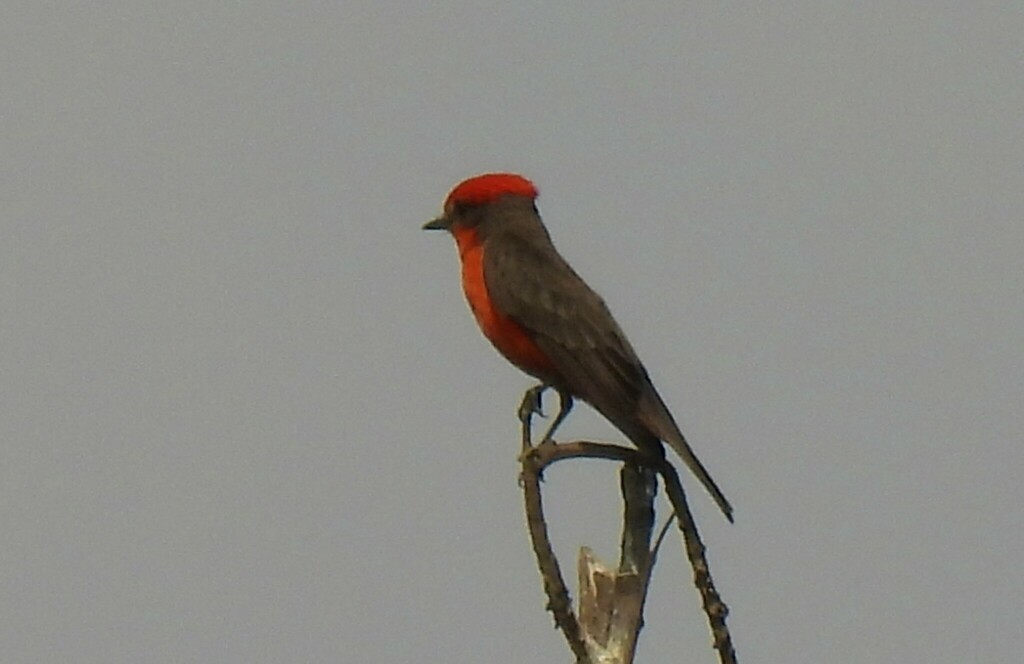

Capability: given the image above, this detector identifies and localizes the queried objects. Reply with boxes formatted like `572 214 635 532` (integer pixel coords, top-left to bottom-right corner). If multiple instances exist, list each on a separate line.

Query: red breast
451 222 558 380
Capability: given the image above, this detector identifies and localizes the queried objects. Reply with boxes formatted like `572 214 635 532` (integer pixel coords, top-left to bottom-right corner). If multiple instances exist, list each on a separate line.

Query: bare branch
519 387 591 663
619 463 656 576
517 386 737 663
520 447 590 663
659 463 738 664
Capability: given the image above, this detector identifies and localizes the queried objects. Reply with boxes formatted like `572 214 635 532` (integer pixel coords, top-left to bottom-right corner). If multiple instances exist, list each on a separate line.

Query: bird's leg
538 389 574 445
518 383 548 451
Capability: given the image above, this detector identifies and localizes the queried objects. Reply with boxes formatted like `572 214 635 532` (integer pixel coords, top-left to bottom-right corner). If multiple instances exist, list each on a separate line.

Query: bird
423 173 732 522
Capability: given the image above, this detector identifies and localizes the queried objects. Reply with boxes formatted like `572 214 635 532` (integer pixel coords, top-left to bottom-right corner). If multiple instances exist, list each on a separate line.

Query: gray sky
3 3 1022 663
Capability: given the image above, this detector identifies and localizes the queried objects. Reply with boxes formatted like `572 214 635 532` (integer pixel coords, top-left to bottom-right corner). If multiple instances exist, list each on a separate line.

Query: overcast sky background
3 3 1022 663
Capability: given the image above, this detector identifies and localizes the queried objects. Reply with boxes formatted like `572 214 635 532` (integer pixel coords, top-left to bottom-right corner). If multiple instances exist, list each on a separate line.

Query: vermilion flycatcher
424 173 732 521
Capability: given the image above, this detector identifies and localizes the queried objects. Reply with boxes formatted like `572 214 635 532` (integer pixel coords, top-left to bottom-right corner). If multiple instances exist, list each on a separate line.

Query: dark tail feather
662 430 734 522
636 389 734 522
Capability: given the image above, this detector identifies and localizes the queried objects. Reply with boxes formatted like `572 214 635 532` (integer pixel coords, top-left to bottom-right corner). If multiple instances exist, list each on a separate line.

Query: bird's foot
518 384 547 425
518 384 548 451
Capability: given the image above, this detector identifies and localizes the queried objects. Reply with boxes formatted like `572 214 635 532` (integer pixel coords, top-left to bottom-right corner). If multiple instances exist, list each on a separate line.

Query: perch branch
519 388 590 663
659 463 737 664
517 387 736 663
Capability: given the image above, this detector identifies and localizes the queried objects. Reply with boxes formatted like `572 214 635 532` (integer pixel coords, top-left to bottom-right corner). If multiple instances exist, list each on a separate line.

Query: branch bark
517 388 736 663
576 463 657 663
519 440 737 663
519 445 590 663
658 463 737 664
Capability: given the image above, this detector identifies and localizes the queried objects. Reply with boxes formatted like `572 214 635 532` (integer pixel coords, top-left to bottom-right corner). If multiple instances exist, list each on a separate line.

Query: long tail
637 390 734 522
661 429 733 522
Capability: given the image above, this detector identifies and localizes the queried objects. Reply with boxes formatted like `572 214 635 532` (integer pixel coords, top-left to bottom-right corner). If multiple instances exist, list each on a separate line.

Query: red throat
451 225 557 380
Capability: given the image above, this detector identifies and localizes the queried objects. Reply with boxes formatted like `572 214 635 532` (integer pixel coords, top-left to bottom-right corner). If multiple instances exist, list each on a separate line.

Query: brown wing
483 227 648 424
484 222 734 521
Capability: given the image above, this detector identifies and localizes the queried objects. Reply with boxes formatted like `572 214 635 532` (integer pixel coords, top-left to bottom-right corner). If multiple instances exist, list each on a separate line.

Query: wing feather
483 229 645 419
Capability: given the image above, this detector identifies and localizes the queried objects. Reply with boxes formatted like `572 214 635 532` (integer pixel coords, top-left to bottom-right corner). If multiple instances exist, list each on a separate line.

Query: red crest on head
444 173 538 211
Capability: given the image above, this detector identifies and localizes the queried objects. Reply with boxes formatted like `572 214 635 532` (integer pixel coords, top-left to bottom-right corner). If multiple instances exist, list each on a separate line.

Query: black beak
422 216 451 231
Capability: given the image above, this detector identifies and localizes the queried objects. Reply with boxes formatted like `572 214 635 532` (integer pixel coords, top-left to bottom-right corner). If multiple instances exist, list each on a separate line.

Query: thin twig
650 510 677 566
519 389 590 663
520 454 590 663
658 462 737 664
518 390 736 663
